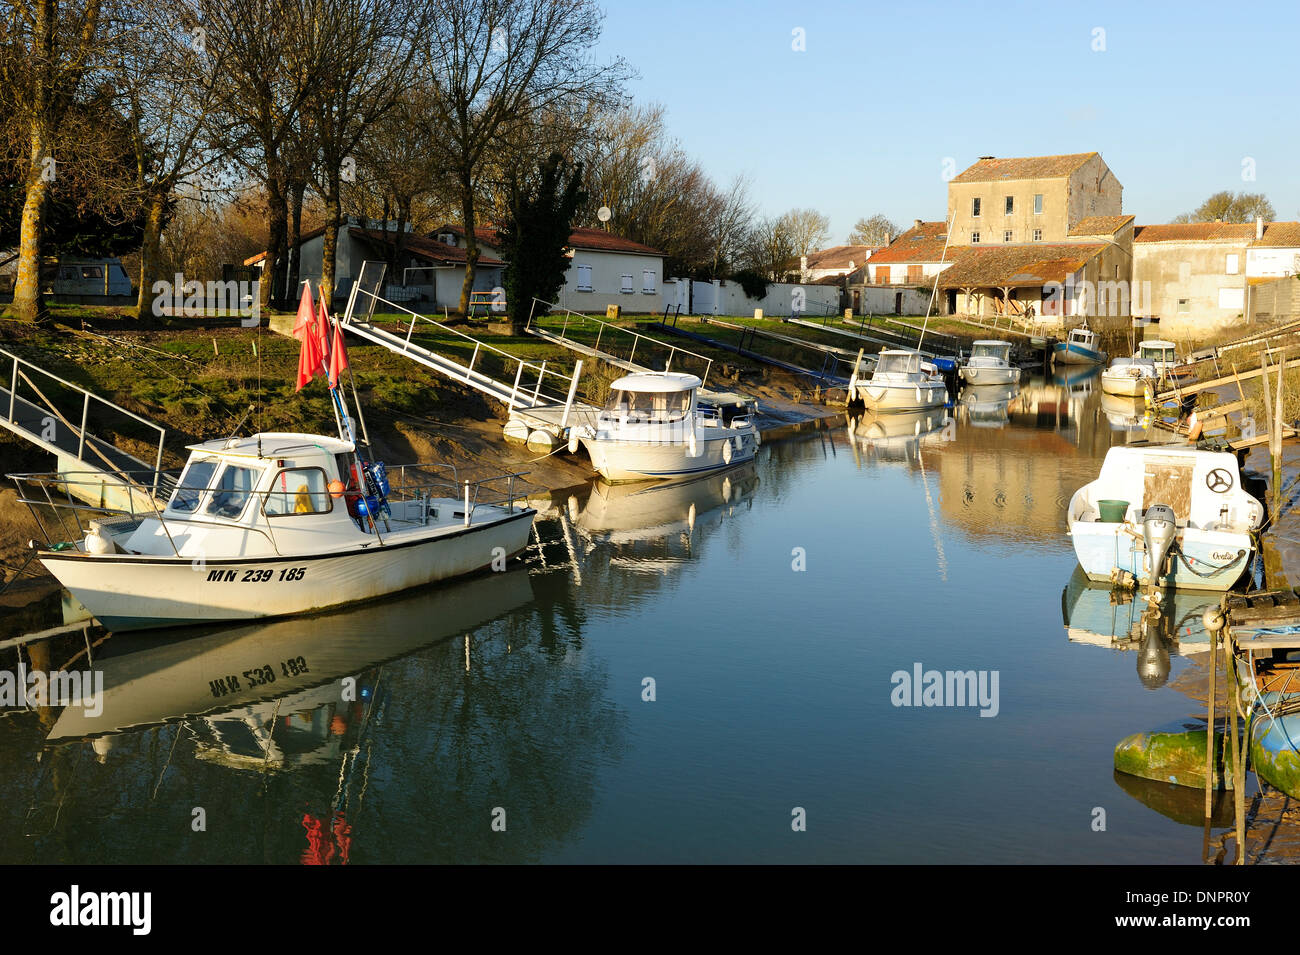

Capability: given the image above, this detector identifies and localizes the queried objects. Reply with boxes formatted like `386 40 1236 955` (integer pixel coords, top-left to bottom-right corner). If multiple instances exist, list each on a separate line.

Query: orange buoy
328 479 345 499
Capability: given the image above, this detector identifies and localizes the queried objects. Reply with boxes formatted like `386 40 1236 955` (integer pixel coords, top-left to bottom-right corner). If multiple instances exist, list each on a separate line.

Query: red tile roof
935 244 1106 289
436 223 664 257
865 222 949 265
357 229 505 267
1069 215 1135 237
1133 222 1257 243
951 153 1098 183
1253 222 1300 247
804 245 876 271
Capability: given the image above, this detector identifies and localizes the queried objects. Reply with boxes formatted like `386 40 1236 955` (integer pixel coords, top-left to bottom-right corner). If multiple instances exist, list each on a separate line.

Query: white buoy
526 430 557 453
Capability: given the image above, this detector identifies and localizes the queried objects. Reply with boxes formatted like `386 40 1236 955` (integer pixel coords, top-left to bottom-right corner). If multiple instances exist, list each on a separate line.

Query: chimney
914 218 923 230
1257 215 1265 240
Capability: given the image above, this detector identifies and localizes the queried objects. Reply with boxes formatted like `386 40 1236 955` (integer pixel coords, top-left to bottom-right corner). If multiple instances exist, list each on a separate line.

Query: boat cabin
1136 340 1178 365
969 341 1013 364
873 350 931 378
600 373 701 427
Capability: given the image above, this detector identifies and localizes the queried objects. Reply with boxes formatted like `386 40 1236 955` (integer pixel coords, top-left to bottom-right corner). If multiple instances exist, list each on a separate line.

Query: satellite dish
596 206 612 223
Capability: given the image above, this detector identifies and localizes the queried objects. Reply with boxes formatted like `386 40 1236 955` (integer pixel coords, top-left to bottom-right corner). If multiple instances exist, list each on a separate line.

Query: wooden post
1274 348 1285 518
1227 629 1246 864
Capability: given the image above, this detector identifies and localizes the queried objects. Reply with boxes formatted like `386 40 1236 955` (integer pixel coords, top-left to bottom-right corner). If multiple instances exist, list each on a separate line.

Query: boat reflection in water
1100 393 1153 432
46 570 536 751
845 408 950 467
1060 567 1217 688
957 383 1020 428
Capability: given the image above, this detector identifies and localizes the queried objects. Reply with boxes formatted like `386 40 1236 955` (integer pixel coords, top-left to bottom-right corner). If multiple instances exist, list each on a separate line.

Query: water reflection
958 383 1020 428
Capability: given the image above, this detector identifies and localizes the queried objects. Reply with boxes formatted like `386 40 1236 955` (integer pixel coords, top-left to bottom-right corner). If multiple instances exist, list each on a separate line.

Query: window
906 264 923 283
971 198 981 217
169 457 218 514
1034 194 1043 215
1032 229 1042 242
205 464 264 520
1005 196 1014 215
971 232 980 244
642 269 656 293
80 266 103 279
876 266 890 284
264 468 331 516
575 264 592 292
1226 254 1240 275
620 273 634 294
603 388 691 424
1003 230 1013 243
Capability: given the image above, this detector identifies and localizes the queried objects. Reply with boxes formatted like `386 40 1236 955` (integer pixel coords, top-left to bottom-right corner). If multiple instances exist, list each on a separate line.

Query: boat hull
1070 522 1252 592
580 430 758 482
37 508 536 630
854 381 947 412
959 365 1020 385
1053 342 1107 365
1100 372 1152 397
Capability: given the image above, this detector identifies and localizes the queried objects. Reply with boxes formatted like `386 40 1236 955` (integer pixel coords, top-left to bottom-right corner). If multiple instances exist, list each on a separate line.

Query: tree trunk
287 180 305 298
263 168 289 309
320 177 341 307
458 172 478 318
11 123 51 323
135 192 167 320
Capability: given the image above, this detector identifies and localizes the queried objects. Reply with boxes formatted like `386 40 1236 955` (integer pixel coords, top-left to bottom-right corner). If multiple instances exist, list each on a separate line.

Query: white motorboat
1101 356 1158 397
1134 339 1190 380
569 372 759 482
1053 326 1108 365
959 340 1021 386
1067 445 1263 591
849 349 947 412
12 434 535 631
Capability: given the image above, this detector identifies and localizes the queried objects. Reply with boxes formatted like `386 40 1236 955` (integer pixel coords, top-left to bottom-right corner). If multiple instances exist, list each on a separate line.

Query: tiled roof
1069 215 1135 237
951 153 1097 183
435 223 664 257
865 222 949 265
801 245 876 271
1253 222 1300 247
935 244 1105 289
1133 222 1257 243
358 229 505 267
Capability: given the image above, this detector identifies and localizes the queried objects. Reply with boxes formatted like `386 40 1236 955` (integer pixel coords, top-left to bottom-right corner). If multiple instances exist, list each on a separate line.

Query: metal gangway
340 262 596 447
524 299 714 386
0 347 170 508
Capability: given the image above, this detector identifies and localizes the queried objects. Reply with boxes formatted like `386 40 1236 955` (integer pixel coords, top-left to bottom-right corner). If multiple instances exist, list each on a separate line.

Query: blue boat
1053 326 1108 365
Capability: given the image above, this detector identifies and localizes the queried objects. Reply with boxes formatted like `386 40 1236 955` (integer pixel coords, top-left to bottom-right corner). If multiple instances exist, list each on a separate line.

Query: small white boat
12 434 535 630
850 349 947 412
1134 339 1192 381
1067 446 1263 591
1054 326 1108 365
570 372 759 482
959 340 1021 386
1101 357 1158 397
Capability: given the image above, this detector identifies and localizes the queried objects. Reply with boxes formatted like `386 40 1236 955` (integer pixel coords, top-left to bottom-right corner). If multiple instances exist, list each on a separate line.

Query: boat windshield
1069 329 1095 344
168 456 218 513
1139 344 1176 362
604 388 691 423
205 463 265 519
875 353 920 375
971 343 1009 360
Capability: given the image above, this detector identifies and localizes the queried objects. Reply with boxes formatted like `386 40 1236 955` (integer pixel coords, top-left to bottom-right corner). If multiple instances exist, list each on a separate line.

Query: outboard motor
1142 503 1178 585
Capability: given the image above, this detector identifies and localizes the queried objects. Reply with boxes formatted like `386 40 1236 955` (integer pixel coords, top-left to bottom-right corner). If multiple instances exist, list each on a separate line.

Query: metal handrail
345 285 578 408
2 347 168 489
527 298 715 386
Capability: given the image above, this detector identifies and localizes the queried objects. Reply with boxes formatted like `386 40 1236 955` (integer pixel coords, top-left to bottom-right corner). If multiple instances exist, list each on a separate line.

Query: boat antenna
917 214 954 356
226 404 255 442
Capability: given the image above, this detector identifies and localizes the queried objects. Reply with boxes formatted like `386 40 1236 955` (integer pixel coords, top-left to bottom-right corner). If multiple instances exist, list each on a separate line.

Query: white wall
688 279 840 317
556 249 664 312
1247 248 1300 279
855 285 932 315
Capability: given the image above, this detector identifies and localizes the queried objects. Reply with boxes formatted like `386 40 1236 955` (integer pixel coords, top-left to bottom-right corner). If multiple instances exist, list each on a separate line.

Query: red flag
328 322 349 388
292 283 315 341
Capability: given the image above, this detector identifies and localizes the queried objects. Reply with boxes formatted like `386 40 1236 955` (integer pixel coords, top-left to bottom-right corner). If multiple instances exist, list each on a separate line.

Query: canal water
0 369 1256 863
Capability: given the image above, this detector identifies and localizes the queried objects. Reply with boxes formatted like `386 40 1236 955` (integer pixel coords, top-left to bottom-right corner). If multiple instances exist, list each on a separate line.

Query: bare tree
0 0 113 320
741 215 796 281
415 0 628 315
309 0 421 305
1174 191 1276 224
779 207 831 258
848 213 899 247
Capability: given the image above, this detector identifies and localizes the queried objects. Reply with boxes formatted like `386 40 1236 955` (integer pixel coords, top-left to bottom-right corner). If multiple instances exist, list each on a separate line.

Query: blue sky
596 0 1299 243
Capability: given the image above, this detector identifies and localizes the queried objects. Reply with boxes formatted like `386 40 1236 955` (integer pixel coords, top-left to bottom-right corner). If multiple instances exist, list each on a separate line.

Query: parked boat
1053 326 1108 365
1067 446 1263 591
1225 594 1300 798
11 434 535 631
1101 356 1158 397
569 371 759 482
1134 339 1182 376
850 349 947 412
959 340 1021 386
